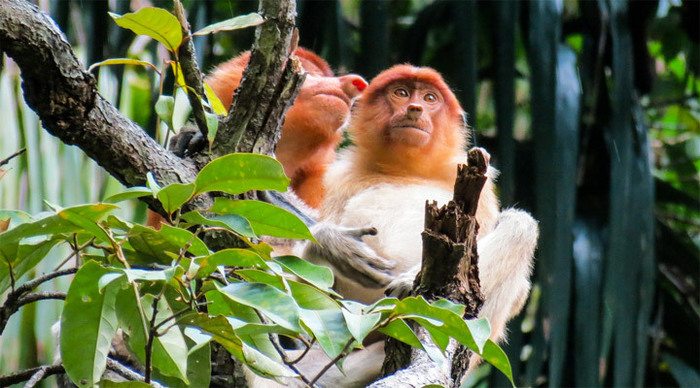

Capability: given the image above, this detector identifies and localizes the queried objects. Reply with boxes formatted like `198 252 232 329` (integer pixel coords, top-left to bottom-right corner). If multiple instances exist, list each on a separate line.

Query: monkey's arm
260 190 396 288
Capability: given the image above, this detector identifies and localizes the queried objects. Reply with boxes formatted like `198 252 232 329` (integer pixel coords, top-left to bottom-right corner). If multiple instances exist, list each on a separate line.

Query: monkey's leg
469 208 538 370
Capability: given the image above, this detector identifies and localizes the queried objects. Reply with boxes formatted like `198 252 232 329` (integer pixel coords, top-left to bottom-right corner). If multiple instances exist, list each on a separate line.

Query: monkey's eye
424 93 438 103
393 88 409 98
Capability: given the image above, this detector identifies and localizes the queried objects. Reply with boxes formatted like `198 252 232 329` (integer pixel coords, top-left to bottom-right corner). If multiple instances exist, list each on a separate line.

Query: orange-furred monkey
263 65 538 387
148 48 367 228
206 48 367 209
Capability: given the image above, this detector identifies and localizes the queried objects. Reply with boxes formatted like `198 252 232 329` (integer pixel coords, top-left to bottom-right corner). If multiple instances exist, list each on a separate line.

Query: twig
16 291 66 306
255 310 313 386
106 358 165 388
173 0 209 139
0 148 26 167
12 268 77 296
308 339 355 386
288 338 316 365
0 364 64 386
144 297 160 383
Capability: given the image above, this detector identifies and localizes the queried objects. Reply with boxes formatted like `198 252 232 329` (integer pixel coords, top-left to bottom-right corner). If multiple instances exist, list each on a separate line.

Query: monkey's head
350 65 467 177
284 48 367 144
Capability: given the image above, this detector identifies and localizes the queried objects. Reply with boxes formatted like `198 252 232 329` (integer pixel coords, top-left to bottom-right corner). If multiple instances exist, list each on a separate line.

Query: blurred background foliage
0 0 697 387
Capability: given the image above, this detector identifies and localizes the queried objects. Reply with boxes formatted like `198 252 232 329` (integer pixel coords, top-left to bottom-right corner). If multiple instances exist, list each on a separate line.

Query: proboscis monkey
148 48 367 228
268 65 538 386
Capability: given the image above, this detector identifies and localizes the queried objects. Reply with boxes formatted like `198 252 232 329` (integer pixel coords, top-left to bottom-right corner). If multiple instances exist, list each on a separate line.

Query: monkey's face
284 71 367 140
384 81 443 148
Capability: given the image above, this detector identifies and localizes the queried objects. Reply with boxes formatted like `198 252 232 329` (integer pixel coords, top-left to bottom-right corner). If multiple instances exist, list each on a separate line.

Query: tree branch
211 0 304 158
0 364 65 387
371 149 488 387
173 0 209 139
0 0 200 193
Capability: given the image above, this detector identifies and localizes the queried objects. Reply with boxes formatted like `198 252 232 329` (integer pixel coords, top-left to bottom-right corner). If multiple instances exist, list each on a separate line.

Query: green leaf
61 261 119 387
157 182 195 214
155 95 176 130
115 289 190 383
378 319 423 350
206 290 292 359
242 344 296 378
204 82 227 115
103 187 152 203
205 112 219 146
236 269 286 290
146 172 162 194
109 7 183 52
128 224 209 264
274 256 334 291
0 239 59 294
88 58 159 73
481 339 514 386
193 13 264 36
184 313 244 360
211 199 313 240
299 308 353 359
219 282 301 332
288 280 338 310
194 153 289 195
197 249 267 278
341 305 381 343
181 211 256 238
58 204 118 242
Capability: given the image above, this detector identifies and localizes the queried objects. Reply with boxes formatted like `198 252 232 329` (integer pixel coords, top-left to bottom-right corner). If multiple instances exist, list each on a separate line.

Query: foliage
0 3 512 387
0 151 512 386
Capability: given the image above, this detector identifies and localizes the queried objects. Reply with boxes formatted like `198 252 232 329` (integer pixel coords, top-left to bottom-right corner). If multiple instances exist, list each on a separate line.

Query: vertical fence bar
452 0 478 132
359 0 389 79
493 1 517 206
526 0 565 385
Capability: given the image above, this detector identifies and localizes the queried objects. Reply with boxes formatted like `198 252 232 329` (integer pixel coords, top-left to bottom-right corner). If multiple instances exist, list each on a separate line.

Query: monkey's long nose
339 74 368 98
407 103 423 120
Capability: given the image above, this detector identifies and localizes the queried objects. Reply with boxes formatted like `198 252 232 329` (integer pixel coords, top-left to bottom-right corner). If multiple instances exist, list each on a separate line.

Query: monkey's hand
384 265 420 298
168 124 206 157
302 222 396 288
467 147 491 169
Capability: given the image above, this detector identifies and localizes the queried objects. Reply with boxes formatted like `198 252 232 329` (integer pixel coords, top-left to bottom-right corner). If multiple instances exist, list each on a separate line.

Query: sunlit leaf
157 182 195 214
274 256 334 291
219 282 301 331
103 187 152 203
205 112 219 146
88 58 159 73
197 249 267 278
481 339 514 385
181 211 256 238
155 95 176 130
61 261 119 387
109 8 183 52
194 153 289 195
204 82 227 115
115 289 190 383
299 308 353 359
193 13 264 36
378 319 423 350
211 199 313 240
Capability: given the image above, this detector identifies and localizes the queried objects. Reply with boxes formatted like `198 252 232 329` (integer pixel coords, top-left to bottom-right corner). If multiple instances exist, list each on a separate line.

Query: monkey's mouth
315 90 351 105
392 124 430 133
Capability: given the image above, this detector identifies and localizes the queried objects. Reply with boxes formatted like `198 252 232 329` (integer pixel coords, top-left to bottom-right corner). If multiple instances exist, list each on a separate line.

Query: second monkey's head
348 65 467 177
206 48 367 145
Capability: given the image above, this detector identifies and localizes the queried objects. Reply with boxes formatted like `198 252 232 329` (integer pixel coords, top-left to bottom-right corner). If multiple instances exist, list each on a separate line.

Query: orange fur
206 48 366 209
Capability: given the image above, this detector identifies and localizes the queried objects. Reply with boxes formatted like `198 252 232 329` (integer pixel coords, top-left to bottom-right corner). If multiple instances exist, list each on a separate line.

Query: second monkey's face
384 81 444 148
284 62 367 140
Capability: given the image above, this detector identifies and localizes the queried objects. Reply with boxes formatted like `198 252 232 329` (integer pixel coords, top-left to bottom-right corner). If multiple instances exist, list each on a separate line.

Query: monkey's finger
344 226 378 239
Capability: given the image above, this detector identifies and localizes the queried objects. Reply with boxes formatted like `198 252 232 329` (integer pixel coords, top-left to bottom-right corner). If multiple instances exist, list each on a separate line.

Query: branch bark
371 148 488 388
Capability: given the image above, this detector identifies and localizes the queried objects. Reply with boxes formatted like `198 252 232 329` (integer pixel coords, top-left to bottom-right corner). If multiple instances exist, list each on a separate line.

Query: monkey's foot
384 266 420 298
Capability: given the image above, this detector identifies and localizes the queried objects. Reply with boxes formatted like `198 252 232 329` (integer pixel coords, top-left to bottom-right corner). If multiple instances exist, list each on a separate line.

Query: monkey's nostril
352 79 367 92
